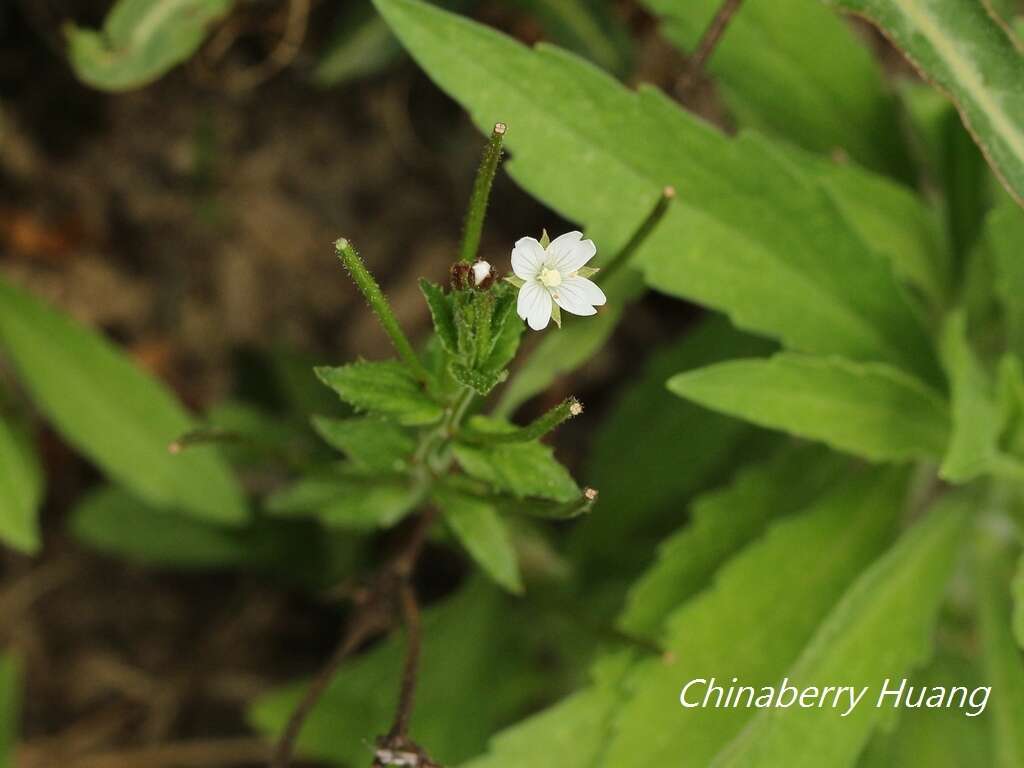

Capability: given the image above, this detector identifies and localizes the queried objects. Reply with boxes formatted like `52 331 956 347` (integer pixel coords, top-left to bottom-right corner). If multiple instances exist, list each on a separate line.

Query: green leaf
939 310 1000 481
826 0 1024 208
374 0 940 382
71 486 249 568
311 415 415 471
975 527 1024 768
434 485 522 594
0 417 41 554
859 652 993 767
65 0 234 91
315 361 443 426
1014 552 1024 650
0 654 18 768
711 493 969 768
0 278 246 525
619 444 848 639
599 468 907 767
450 361 506 396
668 353 951 462
267 471 419 529
987 204 1024 357
572 314 773 572
250 581 546 766
419 279 459 355
453 418 579 502
462 652 634 768
643 0 905 174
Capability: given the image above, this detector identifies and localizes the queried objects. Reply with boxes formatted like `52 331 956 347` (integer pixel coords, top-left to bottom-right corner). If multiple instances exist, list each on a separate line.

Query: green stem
335 238 430 383
459 123 507 264
599 186 675 284
462 396 581 444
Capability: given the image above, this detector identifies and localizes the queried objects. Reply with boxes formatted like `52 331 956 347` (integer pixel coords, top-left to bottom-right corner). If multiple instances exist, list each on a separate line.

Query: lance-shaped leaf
825 0 1024 207
434 485 523 594
668 353 951 462
311 415 415 472
619 444 848 639
600 469 907 767
939 310 1000 481
315 361 443 426
643 0 906 174
0 417 42 554
710 493 969 768
66 0 234 91
0 279 246 525
374 0 940 384
976 527 1024 767
267 470 419 529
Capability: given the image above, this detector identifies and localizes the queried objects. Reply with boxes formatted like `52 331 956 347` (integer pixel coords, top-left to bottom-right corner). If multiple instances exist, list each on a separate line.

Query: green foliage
0 654 17 768
827 0 1024 207
373 0 940 385
453 417 579 502
619 444 848 639
643 0 905 174
939 310 1001 481
0 277 246 525
1015 553 1024 650
267 470 419 529
66 0 234 91
668 353 950 462
600 469 907 767
0 416 41 554
712 493 968 767
250 581 548 766
314 3 405 86
987 204 1024 357
311 415 415 472
518 0 632 76
434 485 522 593
315 361 444 426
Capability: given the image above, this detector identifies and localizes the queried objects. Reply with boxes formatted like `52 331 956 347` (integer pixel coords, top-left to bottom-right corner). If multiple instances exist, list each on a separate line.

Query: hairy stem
335 238 431 383
459 123 507 264
462 397 581 444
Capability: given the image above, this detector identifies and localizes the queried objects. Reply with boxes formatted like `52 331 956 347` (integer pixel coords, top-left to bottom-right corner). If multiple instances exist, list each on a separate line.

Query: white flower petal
517 280 553 330
546 230 581 265
553 276 606 317
554 240 597 274
511 237 545 280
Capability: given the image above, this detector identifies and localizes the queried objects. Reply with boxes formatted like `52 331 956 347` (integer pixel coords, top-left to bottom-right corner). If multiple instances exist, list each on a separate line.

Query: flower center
539 267 562 288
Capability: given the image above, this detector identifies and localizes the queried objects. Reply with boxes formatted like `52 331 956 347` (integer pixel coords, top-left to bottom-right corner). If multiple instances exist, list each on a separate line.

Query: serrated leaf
826 0 1024 207
0 278 246 525
434 485 522 594
987 204 1024 357
0 417 41 554
0 654 18 767
644 0 905 174
600 469 907 767
668 353 950 462
267 471 419 529
710 492 968 768
311 415 415 471
250 581 546 766
619 444 848 639
374 0 940 384
939 310 1000 481
453 418 579 502
419 279 459 355
65 0 234 91
859 652 993 767
976 527 1024 768
315 361 443 426
451 361 505 396
71 486 249 568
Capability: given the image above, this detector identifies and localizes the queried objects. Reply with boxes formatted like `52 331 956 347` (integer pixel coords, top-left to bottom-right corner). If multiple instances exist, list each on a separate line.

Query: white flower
511 231 606 331
471 260 492 286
